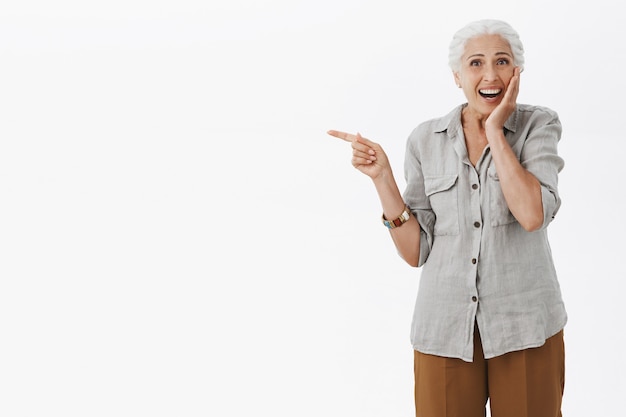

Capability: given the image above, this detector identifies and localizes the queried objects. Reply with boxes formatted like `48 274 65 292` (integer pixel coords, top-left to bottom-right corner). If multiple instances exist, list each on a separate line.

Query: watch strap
382 205 411 229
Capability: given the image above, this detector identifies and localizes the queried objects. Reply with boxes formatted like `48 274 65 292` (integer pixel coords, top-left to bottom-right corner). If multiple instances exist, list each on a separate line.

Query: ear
453 71 462 88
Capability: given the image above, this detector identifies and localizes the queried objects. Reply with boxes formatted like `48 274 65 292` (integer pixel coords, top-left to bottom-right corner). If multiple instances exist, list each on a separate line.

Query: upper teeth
480 89 501 94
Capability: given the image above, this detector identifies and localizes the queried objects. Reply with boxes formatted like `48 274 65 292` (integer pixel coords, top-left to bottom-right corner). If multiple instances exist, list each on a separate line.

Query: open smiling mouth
479 89 502 99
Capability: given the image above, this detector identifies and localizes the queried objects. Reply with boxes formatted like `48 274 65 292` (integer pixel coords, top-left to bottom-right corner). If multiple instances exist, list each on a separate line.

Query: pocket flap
424 175 458 196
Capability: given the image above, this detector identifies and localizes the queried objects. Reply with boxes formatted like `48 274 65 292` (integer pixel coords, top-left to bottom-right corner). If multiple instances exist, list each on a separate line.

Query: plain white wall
1 1 624 416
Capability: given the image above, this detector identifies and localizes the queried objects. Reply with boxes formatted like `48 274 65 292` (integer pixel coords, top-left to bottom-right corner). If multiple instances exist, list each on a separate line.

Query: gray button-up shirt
403 103 567 362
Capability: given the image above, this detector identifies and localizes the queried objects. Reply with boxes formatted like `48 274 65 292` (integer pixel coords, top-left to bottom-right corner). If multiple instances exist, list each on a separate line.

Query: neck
461 106 489 131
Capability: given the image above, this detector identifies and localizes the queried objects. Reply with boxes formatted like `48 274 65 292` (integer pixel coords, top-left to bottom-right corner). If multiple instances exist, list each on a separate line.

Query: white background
1 1 624 416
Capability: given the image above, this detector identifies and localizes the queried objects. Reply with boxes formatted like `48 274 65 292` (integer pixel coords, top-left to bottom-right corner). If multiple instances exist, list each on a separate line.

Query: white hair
448 19 525 73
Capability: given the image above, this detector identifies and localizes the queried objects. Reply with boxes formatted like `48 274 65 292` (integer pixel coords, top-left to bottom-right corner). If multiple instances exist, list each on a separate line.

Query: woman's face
454 34 516 118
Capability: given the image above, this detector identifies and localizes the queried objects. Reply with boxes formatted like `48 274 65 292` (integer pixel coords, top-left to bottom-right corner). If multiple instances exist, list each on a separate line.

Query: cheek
500 68 515 82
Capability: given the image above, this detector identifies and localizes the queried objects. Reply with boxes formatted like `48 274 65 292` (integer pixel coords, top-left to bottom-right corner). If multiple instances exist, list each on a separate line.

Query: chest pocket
424 174 459 235
487 166 517 226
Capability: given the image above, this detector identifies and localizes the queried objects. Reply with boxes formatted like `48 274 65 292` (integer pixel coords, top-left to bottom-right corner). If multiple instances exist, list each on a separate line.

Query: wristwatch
382 205 411 229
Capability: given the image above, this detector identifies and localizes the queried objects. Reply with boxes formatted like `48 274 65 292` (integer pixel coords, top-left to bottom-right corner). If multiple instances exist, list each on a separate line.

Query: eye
497 58 510 65
470 60 481 67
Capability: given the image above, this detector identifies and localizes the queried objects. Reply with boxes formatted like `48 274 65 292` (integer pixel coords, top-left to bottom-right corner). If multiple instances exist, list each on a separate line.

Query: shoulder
407 105 463 147
509 104 562 140
515 103 560 124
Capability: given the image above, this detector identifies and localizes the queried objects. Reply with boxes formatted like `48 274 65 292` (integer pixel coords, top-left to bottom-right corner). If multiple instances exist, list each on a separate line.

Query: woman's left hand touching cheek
485 67 520 134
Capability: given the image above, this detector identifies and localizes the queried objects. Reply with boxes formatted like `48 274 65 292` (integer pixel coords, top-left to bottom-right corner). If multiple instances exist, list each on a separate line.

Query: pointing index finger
327 130 356 142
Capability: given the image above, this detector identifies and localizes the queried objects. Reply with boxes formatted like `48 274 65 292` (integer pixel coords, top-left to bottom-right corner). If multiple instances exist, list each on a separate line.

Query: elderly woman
328 19 566 417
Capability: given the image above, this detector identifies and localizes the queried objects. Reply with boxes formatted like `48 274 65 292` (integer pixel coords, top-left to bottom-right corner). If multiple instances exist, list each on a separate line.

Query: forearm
372 168 421 266
486 128 543 231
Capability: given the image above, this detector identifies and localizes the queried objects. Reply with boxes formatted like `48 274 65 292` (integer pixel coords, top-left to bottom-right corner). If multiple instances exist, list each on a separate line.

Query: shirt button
471 258 477 264
474 221 481 228
472 296 478 302
472 184 479 190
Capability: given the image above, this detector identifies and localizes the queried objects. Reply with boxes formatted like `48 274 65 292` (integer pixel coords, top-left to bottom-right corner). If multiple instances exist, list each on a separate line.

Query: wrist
371 167 395 186
485 120 503 132
382 205 411 229
485 124 506 143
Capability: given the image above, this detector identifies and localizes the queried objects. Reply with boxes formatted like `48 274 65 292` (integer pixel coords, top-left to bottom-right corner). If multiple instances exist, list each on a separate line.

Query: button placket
467 170 482 309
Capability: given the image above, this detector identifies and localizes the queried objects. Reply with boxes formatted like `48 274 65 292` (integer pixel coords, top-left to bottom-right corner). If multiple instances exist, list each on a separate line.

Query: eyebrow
466 52 513 60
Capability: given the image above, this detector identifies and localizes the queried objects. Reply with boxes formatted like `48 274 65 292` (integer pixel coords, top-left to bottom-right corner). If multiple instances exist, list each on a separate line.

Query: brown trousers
414 327 565 417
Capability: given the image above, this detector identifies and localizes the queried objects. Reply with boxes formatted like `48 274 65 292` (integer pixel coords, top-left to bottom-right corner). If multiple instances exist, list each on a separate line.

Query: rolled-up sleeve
403 129 435 266
519 110 565 229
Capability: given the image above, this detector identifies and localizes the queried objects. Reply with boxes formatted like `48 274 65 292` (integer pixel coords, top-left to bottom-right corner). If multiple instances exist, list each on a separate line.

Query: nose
482 63 498 82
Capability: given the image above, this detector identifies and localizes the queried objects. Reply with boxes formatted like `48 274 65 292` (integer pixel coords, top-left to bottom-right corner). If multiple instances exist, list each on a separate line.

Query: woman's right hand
327 129 420 266
327 130 390 180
